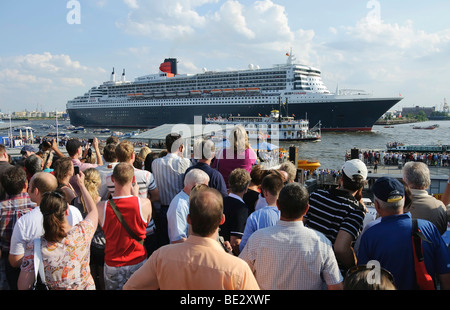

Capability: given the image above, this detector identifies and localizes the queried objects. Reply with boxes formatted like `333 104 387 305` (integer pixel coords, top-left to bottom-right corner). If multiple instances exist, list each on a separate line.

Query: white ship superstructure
67 52 403 131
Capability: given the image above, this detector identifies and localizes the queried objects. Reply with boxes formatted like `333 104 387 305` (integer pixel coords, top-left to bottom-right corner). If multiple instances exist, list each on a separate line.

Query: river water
3 119 450 171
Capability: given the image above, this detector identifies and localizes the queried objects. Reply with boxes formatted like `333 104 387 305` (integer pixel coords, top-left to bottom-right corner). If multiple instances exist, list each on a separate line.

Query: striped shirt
151 153 192 206
106 167 157 199
304 188 366 244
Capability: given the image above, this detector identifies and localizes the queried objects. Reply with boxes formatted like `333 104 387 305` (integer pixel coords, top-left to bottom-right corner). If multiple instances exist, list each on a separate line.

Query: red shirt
102 196 147 267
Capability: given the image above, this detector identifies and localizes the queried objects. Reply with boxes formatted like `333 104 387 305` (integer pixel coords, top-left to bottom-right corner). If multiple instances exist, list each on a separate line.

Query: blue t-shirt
239 206 280 252
357 213 450 290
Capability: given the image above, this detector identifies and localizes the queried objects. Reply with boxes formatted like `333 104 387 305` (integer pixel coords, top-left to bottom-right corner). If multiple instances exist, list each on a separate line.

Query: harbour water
2 119 450 171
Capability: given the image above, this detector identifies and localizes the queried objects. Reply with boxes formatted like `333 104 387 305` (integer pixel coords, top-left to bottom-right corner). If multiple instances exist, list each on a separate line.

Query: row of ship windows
70 95 333 106
110 83 287 92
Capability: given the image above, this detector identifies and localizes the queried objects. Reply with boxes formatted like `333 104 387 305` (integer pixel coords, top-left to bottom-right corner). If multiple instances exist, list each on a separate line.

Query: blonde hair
138 146 151 160
116 141 135 162
80 168 101 213
229 125 249 154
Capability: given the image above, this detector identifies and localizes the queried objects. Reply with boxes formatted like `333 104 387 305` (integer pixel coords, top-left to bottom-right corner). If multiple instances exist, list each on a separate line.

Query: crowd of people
0 123 449 291
346 149 450 168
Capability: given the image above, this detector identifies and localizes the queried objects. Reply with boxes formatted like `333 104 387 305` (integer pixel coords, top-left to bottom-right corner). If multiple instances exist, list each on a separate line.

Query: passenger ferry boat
386 142 450 153
205 109 321 142
66 51 403 132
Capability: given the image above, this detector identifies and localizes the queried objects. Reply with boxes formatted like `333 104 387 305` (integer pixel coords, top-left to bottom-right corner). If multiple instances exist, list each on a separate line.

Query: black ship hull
67 97 402 132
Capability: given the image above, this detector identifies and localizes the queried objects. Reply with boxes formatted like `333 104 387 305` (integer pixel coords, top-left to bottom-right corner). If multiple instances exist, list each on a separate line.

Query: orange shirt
124 235 260 290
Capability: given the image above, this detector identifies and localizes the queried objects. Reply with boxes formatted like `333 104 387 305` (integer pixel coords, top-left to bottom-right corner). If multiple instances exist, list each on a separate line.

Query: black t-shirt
243 189 259 214
219 196 249 242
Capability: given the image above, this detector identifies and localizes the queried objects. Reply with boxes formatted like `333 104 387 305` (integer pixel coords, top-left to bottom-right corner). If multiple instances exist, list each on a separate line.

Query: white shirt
9 205 83 256
254 193 267 211
97 162 119 200
151 153 191 205
239 220 343 290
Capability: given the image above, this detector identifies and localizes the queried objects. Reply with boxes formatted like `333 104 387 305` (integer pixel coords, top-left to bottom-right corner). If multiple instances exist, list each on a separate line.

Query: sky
0 0 449 113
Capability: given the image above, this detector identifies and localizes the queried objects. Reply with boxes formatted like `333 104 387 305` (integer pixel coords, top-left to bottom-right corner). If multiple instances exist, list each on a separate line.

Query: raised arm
75 171 98 229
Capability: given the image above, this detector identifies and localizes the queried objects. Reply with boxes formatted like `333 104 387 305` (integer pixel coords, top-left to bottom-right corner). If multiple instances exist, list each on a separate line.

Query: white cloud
116 0 316 71
0 53 105 111
116 0 213 38
317 14 450 106
123 0 139 9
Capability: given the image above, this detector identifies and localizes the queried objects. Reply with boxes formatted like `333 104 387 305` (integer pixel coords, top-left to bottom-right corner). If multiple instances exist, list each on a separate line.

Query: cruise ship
66 52 403 131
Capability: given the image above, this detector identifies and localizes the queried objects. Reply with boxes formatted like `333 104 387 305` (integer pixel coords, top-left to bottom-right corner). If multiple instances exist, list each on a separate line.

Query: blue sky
0 0 449 112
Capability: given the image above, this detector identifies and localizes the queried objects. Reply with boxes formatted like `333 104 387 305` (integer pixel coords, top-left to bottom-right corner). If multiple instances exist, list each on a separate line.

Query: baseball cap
21 145 38 155
65 138 83 156
372 177 405 203
342 159 368 181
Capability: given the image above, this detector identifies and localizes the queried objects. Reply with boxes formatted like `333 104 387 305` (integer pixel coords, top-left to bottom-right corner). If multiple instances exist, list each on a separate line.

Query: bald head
188 188 224 237
29 172 58 204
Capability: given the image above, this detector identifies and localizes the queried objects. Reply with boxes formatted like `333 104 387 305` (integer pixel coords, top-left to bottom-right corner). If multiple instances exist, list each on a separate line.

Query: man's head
228 168 251 194
106 136 120 145
20 145 38 158
1 166 28 196
184 168 210 194
372 177 405 215
28 172 58 204
24 154 42 176
341 159 367 192
277 183 309 220
0 145 8 162
65 139 83 158
261 172 284 197
166 133 183 154
112 162 135 186
188 188 224 237
402 161 431 190
279 161 297 183
194 139 215 161
115 141 135 163
103 143 118 163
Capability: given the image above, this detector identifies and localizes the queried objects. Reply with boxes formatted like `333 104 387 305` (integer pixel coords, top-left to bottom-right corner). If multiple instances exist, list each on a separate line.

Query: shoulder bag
32 238 49 290
108 199 144 245
412 219 435 290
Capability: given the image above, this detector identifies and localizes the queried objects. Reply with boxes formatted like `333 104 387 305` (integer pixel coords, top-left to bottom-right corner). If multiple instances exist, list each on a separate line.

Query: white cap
342 159 368 181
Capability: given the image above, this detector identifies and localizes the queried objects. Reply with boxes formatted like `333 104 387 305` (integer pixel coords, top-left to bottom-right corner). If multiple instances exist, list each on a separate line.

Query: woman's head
80 168 101 213
229 125 249 154
53 157 74 184
40 190 69 242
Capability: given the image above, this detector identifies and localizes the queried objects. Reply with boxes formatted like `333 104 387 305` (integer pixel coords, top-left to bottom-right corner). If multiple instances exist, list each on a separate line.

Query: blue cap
21 145 38 154
372 177 405 203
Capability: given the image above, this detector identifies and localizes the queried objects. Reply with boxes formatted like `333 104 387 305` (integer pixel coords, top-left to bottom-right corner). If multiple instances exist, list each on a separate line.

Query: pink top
214 148 257 187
